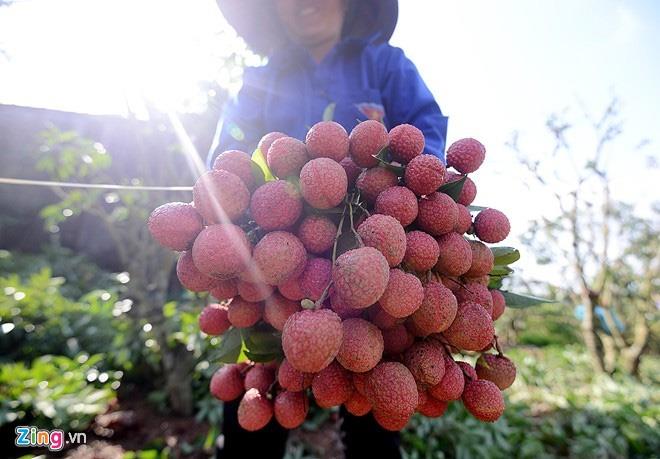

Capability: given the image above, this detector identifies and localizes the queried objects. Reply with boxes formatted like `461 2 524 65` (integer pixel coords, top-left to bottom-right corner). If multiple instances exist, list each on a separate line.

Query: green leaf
488 276 504 290
250 159 266 186
438 175 466 202
209 327 242 363
243 350 282 363
468 205 487 211
241 328 281 355
501 291 557 308
490 265 513 276
491 247 521 265
372 146 406 175
251 149 275 182
322 102 336 121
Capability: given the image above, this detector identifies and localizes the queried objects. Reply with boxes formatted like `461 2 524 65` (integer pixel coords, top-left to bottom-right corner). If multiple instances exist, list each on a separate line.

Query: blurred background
0 0 658 458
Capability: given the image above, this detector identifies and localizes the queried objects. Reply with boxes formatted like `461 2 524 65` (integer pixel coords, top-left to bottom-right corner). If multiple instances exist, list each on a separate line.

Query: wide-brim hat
217 0 398 56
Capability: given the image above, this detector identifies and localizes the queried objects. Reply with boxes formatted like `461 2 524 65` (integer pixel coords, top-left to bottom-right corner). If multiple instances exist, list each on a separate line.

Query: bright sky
1 0 658 285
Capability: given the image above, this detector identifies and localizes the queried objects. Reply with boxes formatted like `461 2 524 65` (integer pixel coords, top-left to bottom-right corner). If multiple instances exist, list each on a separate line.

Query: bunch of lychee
148 120 516 432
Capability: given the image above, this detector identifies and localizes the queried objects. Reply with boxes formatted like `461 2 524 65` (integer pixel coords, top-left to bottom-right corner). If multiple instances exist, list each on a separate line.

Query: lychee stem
348 202 364 247
314 280 333 309
331 206 347 264
494 335 504 355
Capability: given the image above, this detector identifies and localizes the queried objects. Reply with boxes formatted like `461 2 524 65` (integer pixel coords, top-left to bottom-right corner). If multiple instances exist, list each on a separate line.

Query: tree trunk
621 311 650 378
580 298 606 373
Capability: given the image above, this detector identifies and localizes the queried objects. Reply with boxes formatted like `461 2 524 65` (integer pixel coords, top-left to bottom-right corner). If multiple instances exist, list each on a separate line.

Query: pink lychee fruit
475 354 516 390
348 119 388 168
210 364 244 402
299 158 348 209
278 274 306 301
454 204 473 234
411 282 458 335
490 289 506 320
388 124 424 164
455 283 494 316
365 362 418 418
148 202 203 251
344 391 371 416
305 121 349 162
417 192 458 236
444 171 477 206
213 149 260 191
374 186 419 227
367 304 403 330
404 154 446 196
457 361 478 381
193 170 250 223
244 364 276 394
474 208 511 243
199 304 231 335
263 293 301 331
236 279 274 302
336 318 384 373
416 393 448 418
382 323 414 355
465 240 494 277
378 268 424 318
297 215 337 254
462 379 505 422
429 356 465 401
329 289 363 319
192 224 250 279
210 279 238 301
253 231 307 286
267 137 309 179
176 251 217 292
238 388 273 431
299 257 332 301
443 301 494 351
282 309 343 373
356 214 407 267
403 230 440 272
250 180 303 231
311 361 353 408
404 340 446 387
227 297 263 328
340 156 363 188
257 131 287 156
356 167 398 204
274 390 308 429
277 358 313 392
332 247 390 309
372 410 411 431
434 232 472 277
446 138 486 174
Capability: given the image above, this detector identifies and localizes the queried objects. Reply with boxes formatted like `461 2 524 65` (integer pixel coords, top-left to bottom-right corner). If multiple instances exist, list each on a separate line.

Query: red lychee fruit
372 409 411 431
176 251 217 292
339 156 363 188
403 230 439 272
227 297 263 328
434 232 472 277
244 364 276 394
356 167 398 204
357 214 407 267
213 149 259 191
379 268 424 318
278 275 305 301
417 192 458 236
440 275 462 293
411 282 458 335
148 202 203 251
210 279 238 301
299 158 348 209
193 170 249 223
312 361 353 408
405 317 428 338
305 121 349 162
277 359 313 392
297 215 337 254
263 293 301 331
417 393 448 418
464 275 490 287
490 289 506 320
329 289 363 319
210 364 244 402
250 180 303 231
274 390 308 429
454 204 473 234
238 388 273 431
199 304 231 335
404 341 446 387
446 138 486 174
282 309 343 373
257 131 287 156
444 171 477 206
374 186 419 227
352 372 369 396
465 240 494 277
474 208 511 243
368 304 403 330
337 318 384 373
332 247 390 309
462 379 505 422
365 362 418 418
299 257 332 301
344 391 371 416
475 354 516 390
443 301 495 351
236 279 274 302
192 224 250 279
455 283 494 316
348 119 388 168
404 154 446 196
382 323 414 355
253 231 307 286
429 356 465 401
457 361 478 381
388 124 424 164
266 136 309 179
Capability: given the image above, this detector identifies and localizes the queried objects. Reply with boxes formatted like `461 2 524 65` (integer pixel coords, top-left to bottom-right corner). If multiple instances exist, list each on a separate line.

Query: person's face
275 0 346 48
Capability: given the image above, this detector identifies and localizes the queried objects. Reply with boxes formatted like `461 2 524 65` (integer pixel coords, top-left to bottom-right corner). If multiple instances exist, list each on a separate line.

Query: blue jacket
208 37 448 166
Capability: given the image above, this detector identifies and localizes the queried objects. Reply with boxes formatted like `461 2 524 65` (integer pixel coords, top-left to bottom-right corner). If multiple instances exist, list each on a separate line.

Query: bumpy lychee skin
368 304 402 330
332 247 390 309
372 410 411 431
456 281 492 311
434 232 472 277
476 354 516 390
238 388 273 431
403 230 440 272
299 158 348 209
474 208 511 243
417 393 448 418
210 364 244 402
193 170 250 223
446 138 486 174
274 390 308 429
282 309 343 373
199 304 231 335
148 202 203 251
277 359 313 392
443 301 495 351
465 240 494 277
404 154 446 196
213 149 259 191
352 372 369 396
454 204 473 234
264 293 301 331
244 364 276 394
340 157 363 188
192 224 250 279
250 180 303 231
297 215 337 254
210 279 238 301
417 192 458 236
176 251 217 292
312 361 354 408
357 214 407 267
490 289 506 320
404 341 446 387
374 186 419 227
388 124 424 164
429 356 465 401
457 361 478 381
253 231 307 286
300 257 332 301
411 282 458 335
444 171 477 206
278 275 305 301
305 121 349 162
379 269 424 318
257 131 287 156
349 119 388 167
329 289 363 319
236 279 274 302
337 318 384 373
356 167 399 204
344 391 371 416
462 379 505 422
267 137 309 179
365 362 418 418
227 297 263 328
382 324 414 354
